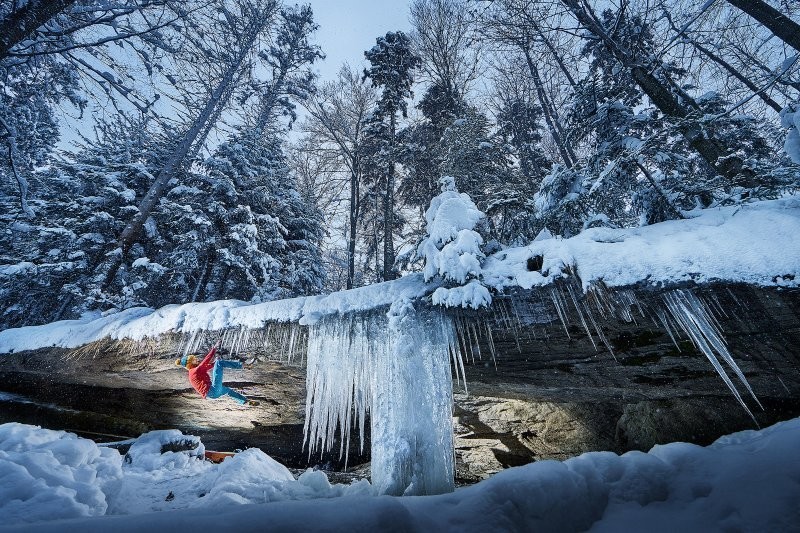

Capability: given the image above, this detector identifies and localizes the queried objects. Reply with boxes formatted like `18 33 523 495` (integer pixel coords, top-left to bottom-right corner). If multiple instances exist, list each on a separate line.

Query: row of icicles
167 280 763 459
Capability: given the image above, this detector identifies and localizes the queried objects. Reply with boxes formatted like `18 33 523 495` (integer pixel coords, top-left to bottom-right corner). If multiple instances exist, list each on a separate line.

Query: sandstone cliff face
0 284 798 482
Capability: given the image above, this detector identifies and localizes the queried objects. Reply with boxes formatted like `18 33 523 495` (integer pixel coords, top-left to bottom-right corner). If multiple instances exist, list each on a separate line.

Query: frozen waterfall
303 298 459 496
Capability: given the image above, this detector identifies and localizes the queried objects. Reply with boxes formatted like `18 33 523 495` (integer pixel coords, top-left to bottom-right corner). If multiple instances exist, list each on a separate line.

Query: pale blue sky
306 0 411 82
59 2 412 150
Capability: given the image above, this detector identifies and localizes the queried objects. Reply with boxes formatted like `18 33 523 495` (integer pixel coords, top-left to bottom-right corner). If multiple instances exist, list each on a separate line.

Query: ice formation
304 298 458 496
661 289 762 420
2 195 794 499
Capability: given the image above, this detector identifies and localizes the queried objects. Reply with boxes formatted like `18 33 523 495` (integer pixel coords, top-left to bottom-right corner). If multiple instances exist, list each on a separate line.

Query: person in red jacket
176 341 258 406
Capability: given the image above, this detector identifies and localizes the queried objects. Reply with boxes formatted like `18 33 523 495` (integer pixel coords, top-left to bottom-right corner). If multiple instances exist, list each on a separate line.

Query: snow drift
1 417 799 531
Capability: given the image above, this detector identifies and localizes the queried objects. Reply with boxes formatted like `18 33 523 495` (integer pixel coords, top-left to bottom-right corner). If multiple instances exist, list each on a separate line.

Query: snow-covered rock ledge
483 195 800 292
0 274 434 353
2 195 799 354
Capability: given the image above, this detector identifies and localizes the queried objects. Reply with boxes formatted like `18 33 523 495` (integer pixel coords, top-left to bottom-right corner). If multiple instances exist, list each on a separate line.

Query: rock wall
450 284 800 481
0 284 798 482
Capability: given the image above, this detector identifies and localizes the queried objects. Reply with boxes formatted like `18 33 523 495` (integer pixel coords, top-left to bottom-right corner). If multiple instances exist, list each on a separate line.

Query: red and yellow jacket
189 346 217 398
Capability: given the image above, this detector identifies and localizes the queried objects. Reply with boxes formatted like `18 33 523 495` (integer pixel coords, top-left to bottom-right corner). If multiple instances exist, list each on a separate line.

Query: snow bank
484 196 800 292
0 425 371 526
2 417 799 531
0 423 122 524
123 430 205 471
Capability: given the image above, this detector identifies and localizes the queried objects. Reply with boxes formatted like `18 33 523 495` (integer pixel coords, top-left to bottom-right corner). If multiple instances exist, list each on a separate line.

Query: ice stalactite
662 289 763 421
176 322 308 363
303 298 457 496
303 312 376 464
494 281 762 420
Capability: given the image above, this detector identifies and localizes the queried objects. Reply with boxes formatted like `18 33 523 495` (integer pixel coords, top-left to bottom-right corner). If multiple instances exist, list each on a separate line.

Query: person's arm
198 343 218 371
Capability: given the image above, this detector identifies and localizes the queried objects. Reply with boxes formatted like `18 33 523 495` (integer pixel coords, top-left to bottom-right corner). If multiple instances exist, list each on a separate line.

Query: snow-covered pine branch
417 176 491 309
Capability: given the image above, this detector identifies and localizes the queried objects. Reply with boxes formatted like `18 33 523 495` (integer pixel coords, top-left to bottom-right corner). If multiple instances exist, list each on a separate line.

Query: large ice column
303 299 456 496
371 298 455 496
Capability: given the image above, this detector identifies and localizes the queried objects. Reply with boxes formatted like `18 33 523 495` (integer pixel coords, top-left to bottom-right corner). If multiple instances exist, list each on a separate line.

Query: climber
176 340 259 406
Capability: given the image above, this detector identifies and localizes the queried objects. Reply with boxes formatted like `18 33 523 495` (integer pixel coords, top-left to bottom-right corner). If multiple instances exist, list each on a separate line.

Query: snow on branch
418 176 491 309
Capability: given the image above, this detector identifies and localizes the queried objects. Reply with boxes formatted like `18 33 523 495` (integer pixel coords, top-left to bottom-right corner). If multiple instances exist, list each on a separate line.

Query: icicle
707 292 729 319
662 289 762 422
549 286 571 337
457 315 473 364
469 321 482 361
656 309 681 349
584 300 615 359
566 283 597 350
485 322 498 368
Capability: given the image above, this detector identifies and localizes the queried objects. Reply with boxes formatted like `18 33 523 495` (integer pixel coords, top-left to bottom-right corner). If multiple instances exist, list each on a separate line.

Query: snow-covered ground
1 195 799 354
1 418 799 532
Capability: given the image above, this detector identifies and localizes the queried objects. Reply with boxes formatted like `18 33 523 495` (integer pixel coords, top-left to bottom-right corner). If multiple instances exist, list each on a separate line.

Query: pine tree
398 83 467 215
200 126 324 301
0 113 164 327
437 107 513 231
363 31 420 281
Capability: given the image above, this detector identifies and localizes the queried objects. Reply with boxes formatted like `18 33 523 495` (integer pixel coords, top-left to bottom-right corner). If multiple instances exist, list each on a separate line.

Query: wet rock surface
1 284 798 482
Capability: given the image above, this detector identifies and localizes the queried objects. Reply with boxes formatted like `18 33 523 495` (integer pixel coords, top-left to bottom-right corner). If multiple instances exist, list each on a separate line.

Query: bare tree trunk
215 266 231 300
0 0 77 60
192 253 215 302
692 39 782 113
117 63 246 253
374 192 381 284
0 117 35 218
529 20 577 89
91 13 274 293
726 0 800 51
664 13 783 113
383 113 397 281
115 17 267 257
347 162 360 290
635 161 686 221
521 45 576 168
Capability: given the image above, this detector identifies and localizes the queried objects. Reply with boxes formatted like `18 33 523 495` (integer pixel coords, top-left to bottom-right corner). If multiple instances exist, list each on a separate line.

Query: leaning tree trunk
521 45 576 168
347 160 360 290
726 0 800 52
687 36 783 114
561 0 744 182
663 10 782 113
0 0 77 60
112 14 270 262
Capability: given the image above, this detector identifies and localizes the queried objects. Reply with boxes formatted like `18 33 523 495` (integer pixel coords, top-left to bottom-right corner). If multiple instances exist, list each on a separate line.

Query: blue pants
207 359 247 404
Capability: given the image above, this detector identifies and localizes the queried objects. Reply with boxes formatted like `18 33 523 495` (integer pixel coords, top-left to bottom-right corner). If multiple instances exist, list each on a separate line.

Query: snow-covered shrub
124 430 205 471
417 177 491 309
781 101 800 164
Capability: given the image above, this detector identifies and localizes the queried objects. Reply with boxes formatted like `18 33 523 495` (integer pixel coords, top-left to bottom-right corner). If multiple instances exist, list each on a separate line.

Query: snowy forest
2 0 800 531
1 0 798 328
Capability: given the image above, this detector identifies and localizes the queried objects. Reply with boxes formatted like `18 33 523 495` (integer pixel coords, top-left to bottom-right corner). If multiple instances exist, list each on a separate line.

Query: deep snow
1 418 799 532
1 195 799 353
